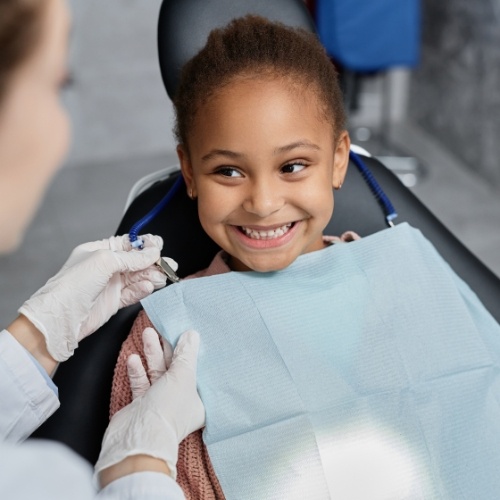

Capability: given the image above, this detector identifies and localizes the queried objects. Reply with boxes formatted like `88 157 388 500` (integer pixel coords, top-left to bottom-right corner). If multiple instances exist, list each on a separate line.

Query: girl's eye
281 162 306 174
216 167 243 178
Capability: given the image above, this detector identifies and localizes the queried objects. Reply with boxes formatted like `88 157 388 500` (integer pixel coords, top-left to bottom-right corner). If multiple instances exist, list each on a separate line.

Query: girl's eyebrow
274 140 321 155
201 140 321 162
201 149 244 162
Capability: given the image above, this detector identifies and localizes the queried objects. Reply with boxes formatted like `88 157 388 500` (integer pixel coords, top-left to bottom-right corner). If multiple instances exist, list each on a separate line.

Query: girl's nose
242 179 284 218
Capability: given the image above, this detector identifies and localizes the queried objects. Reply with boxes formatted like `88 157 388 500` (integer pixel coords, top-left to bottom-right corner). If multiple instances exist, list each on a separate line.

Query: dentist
0 0 203 498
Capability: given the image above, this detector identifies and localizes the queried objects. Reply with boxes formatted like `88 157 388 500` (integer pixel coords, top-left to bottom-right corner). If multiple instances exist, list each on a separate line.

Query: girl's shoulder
184 250 231 280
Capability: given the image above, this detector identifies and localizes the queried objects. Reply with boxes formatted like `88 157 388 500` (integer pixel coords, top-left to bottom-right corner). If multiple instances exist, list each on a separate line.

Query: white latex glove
95 329 205 480
18 234 168 361
127 327 173 400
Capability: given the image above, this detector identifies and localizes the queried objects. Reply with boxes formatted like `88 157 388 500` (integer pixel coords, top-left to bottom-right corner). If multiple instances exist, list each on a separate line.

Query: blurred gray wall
409 0 500 186
65 0 177 168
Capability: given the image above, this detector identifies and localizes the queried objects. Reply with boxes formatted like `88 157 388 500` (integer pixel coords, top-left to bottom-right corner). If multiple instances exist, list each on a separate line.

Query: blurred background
1 0 499 324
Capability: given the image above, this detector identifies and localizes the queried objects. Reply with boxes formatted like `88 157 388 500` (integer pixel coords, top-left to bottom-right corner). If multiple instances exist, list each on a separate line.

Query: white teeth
241 223 293 240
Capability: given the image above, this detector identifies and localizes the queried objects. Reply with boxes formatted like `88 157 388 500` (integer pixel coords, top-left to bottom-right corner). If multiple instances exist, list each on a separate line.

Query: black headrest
157 0 316 100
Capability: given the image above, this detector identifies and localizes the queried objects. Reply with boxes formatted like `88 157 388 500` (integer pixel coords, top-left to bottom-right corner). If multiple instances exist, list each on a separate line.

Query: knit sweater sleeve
109 309 153 418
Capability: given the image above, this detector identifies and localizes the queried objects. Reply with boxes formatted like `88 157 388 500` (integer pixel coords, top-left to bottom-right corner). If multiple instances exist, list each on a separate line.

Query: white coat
0 329 185 500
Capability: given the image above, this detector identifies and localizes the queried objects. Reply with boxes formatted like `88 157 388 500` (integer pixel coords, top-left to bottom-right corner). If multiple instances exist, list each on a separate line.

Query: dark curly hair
173 15 346 147
0 0 46 105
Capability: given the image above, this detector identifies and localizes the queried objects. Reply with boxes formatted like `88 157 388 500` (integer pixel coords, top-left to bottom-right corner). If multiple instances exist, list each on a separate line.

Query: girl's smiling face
178 76 350 272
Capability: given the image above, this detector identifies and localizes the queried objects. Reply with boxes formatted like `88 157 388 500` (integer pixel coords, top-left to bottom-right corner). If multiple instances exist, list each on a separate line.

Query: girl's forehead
187 76 337 153
218 73 317 100
204 75 331 122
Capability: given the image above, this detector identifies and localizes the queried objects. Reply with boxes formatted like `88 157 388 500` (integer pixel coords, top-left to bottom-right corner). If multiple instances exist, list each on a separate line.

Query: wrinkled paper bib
142 223 500 499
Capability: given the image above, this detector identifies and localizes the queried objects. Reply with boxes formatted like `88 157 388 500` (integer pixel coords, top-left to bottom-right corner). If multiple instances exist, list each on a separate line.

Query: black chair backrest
32 0 500 465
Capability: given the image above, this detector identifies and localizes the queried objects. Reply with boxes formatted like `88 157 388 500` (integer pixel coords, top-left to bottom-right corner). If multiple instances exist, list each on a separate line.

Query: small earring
188 188 193 199
338 183 342 190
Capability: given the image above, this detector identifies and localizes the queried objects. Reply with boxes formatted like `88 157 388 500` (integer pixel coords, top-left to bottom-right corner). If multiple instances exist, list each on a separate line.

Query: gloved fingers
127 354 151 400
74 234 162 253
77 274 123 341
161 337 174 369
120 256 177 290
109 234 164 252
92 246 161 277
108 234 133 252
122 267 167 290
118 267 170 308
56 235 163 275
143 327 167 384
170 329 201 377
139 234 164 250
56 242 100 272
94 401 180 483
65 236 128 263
166 330 205 439
56 247 160 287
119 281 155 308
73 237 119 253
161 256 179 273
63 234 163 269
17 238 164 362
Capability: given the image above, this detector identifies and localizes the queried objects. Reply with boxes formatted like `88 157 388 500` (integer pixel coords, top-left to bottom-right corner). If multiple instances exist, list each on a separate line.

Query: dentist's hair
173 15 346 147
0 0 46 106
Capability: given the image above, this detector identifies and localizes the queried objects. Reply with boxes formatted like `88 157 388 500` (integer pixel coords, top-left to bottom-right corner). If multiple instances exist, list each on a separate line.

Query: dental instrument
156 257 180 284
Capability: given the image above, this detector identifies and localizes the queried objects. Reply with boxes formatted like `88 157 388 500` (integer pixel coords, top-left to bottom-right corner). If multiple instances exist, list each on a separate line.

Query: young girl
110 15 500 500
111 15 354 498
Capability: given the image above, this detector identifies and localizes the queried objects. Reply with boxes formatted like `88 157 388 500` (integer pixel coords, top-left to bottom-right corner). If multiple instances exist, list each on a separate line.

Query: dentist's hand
96 329 205 485
127 327 173 399
15 234 167 362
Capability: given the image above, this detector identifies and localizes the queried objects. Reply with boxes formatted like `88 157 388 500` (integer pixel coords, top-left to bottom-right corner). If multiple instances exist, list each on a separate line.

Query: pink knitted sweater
110 233 359 499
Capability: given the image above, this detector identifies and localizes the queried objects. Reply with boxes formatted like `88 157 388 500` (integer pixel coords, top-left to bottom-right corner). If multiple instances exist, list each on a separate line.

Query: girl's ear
332 130 351 190
177 144 197 198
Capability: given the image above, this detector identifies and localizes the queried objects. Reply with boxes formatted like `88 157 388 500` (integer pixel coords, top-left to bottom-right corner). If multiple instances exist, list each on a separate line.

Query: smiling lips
240 222 293 240
233 221 298 249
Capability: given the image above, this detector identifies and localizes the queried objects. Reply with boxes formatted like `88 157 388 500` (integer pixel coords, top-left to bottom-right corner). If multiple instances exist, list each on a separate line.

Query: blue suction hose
129 175 184 248
349 150 398 227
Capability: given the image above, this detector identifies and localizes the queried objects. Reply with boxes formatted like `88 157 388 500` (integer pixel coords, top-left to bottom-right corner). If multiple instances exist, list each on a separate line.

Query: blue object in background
315 0 421 71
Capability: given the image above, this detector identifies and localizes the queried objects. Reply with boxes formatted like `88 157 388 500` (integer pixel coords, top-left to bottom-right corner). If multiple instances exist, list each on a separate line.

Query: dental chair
32 0 500 466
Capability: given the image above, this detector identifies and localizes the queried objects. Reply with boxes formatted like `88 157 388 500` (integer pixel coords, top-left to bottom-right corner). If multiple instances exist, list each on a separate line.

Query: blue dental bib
142 223 500 499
